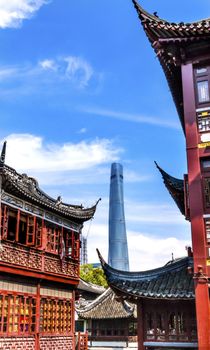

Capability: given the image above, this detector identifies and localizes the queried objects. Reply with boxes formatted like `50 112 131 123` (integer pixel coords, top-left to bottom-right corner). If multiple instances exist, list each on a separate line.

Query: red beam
0 264 79 285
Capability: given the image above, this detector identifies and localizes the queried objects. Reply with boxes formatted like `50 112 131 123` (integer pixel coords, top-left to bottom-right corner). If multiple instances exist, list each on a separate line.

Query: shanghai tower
108 163 129 271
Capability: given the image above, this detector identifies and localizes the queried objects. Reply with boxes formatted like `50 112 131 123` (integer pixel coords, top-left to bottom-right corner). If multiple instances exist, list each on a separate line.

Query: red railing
0 241 79 279
77 332 88 350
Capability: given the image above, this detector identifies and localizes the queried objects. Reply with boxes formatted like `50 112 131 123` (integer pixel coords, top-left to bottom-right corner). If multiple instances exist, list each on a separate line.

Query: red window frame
64 230 80 260
46 224 61 254
194 64 210 108
26 215 36 246
0 291 36 336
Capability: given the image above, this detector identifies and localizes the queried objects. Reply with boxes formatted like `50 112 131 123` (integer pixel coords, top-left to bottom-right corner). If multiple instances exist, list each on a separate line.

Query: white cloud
127 230 190 270
125 201 185 225
0 0 49 29
0 67 18 80
80 106 180 129
64 56 94 88
84 222 190 271
0 56 96 92
2 133 121 173
78 128 87 134
39 59 57 71
81 192 190 270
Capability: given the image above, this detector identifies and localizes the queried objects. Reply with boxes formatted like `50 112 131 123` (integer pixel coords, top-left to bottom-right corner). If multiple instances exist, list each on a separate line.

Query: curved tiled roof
155 162 185 216
1 162 98 222
77 278 105 295
131 0 210 132
77 287 135 319
98 250 194 301
132 0 210 39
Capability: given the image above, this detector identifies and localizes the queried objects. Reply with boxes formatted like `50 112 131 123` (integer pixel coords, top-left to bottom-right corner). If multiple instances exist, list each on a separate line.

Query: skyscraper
108 163 129 271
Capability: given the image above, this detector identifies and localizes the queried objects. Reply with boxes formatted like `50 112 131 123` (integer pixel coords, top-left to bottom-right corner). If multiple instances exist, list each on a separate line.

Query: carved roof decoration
1 162 98 222
97 249 194 301
77 287 136 319
155 162 185 216
132 0 210 132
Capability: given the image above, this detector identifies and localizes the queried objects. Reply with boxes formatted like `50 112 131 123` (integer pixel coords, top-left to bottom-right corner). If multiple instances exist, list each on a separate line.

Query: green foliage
80 264 108 288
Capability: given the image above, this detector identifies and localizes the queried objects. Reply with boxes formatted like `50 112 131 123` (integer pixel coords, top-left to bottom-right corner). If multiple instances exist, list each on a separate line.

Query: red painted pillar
181 63 210 349
137 301 144 350
35 282 40 350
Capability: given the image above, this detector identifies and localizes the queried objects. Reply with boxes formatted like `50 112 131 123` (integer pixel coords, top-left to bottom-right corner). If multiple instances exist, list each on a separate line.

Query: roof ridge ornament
0 141 6 171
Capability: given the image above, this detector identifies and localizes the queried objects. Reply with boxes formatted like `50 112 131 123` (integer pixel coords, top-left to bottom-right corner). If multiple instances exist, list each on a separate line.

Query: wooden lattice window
204 178 210 208
26 215 36 245
145 312 155 340
0 292 36 335
64 229 80 260
1 204 43 248
194 65 210 107
156 313 166 340
40 297 72 334
35 218 43 247
0 204 8 240
46 224 60 254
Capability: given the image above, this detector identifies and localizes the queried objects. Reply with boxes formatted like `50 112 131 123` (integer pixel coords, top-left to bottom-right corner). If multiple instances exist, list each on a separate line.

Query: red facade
130 1 210 348
0 146 97 350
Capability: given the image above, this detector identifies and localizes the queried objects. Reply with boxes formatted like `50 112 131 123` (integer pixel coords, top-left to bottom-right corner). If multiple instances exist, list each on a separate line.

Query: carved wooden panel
44 256 79 278
0 242 79 279
0 243 42 270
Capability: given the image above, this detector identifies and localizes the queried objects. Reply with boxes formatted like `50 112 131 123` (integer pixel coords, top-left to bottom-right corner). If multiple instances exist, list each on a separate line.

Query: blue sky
0 0 210 270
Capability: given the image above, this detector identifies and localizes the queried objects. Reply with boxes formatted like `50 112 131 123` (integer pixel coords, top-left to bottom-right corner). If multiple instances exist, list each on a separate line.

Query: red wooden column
35 282 41 350
181 63 210 349
137 301 144 350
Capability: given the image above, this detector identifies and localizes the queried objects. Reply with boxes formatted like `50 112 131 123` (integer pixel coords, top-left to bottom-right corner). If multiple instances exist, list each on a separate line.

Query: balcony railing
0 241 79 279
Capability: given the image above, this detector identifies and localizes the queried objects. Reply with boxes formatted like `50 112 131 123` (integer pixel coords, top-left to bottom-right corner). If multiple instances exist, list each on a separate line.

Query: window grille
40 297 72 334
0 293 36 335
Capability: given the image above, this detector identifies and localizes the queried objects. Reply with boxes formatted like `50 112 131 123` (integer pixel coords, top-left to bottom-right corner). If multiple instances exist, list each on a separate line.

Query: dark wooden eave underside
132 0 210 132
2 164 98 222
97 249 194 301
155 162 185 216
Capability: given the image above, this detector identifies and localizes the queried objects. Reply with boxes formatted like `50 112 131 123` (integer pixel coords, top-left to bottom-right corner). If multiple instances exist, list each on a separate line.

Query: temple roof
77 278 105 295
77 287 136 319
132 0 210 131
155 162 185 216
0 142 98 223
98 250 194 301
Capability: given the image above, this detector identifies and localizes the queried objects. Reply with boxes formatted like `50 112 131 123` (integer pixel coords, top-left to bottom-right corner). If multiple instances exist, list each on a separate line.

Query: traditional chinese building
0 142 98 350
77 288 137 350
98 250 197 350
130 1 210 348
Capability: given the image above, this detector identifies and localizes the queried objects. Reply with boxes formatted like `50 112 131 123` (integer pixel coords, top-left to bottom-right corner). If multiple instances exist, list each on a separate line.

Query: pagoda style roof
77 287 136 319
77 278 105 295
155 162 185 216
132 0 210 131
0 161 98 223
98 250 194 301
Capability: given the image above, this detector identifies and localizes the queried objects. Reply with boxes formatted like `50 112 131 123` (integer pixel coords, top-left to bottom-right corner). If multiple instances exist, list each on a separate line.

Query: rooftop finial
153 11 159 18
0 141 7 170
